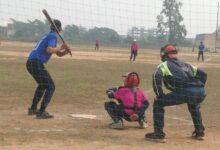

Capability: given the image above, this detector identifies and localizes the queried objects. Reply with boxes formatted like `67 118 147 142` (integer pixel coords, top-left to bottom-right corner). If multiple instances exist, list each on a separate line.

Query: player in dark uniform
145 44 207 143
95 38 100 50
198 41 205 62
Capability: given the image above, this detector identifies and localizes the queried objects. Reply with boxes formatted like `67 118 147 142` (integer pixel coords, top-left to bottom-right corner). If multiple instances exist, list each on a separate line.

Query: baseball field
0 41 220 150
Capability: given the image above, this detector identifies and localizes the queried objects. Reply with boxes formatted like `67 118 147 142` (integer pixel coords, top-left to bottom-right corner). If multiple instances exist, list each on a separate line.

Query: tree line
7 0 193 48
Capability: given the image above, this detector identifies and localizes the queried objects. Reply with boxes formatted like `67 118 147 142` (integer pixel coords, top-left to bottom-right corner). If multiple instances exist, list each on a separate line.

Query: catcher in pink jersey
105 72 149 129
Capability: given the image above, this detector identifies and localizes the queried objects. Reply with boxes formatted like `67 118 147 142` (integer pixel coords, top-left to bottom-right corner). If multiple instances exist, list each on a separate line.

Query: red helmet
160 44 178 61
122 72 140 87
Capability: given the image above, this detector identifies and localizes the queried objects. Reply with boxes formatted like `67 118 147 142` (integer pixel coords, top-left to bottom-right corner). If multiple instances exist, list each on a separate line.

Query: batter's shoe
36 111 54 119
108 120 124 129
192 131 205 140
28 108 39 115
145 132 166 143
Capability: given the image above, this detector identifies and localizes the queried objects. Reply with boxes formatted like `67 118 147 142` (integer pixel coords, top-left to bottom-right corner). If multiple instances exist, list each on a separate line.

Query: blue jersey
28 31 57 63
198 44 205 51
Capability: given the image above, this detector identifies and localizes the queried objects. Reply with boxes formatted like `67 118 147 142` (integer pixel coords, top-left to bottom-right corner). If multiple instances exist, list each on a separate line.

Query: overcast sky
0 0 219 38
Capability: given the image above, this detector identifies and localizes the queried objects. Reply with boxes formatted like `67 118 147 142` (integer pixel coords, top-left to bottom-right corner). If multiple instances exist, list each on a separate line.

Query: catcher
104 72 149 129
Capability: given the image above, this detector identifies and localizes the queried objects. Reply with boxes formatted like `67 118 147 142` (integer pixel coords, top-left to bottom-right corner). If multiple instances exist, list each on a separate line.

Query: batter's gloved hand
61 43 72 56
64 48 72 55
61 43 70 50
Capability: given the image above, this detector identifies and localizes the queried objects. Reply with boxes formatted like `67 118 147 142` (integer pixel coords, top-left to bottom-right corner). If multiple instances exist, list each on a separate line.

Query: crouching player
104 72 149 129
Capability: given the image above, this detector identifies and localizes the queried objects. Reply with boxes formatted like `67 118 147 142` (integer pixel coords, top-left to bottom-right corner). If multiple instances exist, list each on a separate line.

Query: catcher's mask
51 19 62 32
122 72 140 87
160 44 178 62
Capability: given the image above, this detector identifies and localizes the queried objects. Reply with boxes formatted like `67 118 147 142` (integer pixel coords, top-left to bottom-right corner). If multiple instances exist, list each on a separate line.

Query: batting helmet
160 44 178 61
122 72 140 87
50 19 62 32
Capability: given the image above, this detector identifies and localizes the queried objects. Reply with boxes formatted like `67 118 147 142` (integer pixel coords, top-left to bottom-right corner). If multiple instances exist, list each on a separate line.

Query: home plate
69 114 97 119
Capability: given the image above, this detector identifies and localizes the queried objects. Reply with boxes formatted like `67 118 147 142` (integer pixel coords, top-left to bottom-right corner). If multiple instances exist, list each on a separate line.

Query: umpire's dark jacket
153 58 207 97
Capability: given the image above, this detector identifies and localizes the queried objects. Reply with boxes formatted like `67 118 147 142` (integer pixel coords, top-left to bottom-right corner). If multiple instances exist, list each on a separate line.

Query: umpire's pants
153 87 206 134
26 59 55 110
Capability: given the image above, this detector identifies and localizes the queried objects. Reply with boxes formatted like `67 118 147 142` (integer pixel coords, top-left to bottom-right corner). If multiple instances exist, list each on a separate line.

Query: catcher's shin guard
104 101 123 123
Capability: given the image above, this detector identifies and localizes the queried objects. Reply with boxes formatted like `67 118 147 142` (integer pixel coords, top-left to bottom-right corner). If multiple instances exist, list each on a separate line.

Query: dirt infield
0 43 220 150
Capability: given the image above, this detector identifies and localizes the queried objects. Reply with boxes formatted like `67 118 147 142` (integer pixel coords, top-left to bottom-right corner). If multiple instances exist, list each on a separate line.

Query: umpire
145 44 207 143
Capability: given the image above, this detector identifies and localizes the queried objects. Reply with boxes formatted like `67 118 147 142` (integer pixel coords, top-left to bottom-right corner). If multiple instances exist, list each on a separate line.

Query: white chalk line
166 116 193 126
11 113 193 133
69 114 97 119
68 112 193 125
13 127 78 133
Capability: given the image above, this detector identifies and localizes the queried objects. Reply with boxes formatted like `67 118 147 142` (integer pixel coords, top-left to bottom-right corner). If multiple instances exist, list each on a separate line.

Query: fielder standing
145 44 207 142
198 41 205 62
130 39 138 61
26 19 70 119
95 38 100 50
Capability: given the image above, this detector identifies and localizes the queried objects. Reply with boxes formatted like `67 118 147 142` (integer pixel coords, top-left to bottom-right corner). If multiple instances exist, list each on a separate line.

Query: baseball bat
42 9 72 56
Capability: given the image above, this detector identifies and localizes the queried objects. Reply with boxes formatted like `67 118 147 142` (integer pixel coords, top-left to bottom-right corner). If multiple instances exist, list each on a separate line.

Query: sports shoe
36 111 54 119
138 119 148 129
192 131 205 140
108 120 124 129
145 132 166 143
28 108 39 115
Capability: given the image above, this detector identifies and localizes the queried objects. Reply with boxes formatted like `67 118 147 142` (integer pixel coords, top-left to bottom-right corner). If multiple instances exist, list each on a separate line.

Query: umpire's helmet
160 44 178 61
50 19 62 32
122 72 140 87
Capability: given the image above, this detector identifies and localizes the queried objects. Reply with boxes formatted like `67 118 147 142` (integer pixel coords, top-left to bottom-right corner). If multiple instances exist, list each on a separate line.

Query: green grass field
0 41 220 150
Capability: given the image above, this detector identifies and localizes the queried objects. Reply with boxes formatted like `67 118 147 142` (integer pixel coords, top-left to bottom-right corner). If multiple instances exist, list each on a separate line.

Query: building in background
127 26 149 38
7 24 16 38
0 26 7 38
195 33 220 52
0 24 16 39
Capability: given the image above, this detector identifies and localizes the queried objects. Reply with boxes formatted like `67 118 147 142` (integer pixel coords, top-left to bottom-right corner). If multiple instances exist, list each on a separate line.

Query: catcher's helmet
160 44 178 61
50 19 62 32
122 72 140 87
